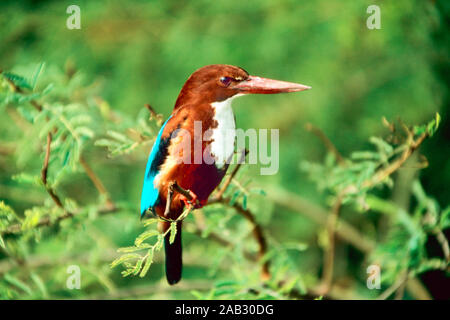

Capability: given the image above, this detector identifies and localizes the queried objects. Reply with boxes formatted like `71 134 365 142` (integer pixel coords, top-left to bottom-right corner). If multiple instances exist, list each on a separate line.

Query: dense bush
0 0 448 299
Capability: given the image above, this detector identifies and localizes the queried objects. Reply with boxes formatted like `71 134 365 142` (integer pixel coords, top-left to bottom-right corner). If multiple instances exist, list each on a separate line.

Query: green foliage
0 0 448 300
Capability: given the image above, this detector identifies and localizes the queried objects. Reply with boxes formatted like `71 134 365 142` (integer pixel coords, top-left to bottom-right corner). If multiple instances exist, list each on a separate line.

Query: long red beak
232 75 311 94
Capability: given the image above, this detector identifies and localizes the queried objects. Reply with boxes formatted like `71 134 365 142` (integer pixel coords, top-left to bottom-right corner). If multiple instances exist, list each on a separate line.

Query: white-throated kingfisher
140 64 310 284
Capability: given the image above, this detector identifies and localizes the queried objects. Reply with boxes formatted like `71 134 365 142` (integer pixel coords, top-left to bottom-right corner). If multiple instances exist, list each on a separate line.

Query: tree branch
212 149 248 201
316 193 343 296
435 229 450 263
1 206 117 237
263 185 432 300
40 131 65 210
305 123 344 165
145 103 163 126
79 156 115 210
362 132 428 190
206 198 270 281
0 76 117 234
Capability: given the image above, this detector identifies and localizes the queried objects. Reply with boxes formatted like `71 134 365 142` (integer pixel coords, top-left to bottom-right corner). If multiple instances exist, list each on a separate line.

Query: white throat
210 95 243 168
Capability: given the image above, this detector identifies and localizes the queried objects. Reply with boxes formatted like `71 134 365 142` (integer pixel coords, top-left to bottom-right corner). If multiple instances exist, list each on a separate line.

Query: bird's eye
220 76 234 87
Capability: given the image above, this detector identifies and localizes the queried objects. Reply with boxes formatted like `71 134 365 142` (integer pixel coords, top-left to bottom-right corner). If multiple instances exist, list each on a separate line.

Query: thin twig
305 123 344 165
207 149 270 281
41 132 52 185
208 196 270 281
40 131 64 209
3 76 116 223
263 185 432 300
145 103 163 126
213 149 248 201
79 156 115 210
362 132 428 190
2 73 42 112
377 271 410 300
435 229 450 263
316 193 343 296
1 205 117 237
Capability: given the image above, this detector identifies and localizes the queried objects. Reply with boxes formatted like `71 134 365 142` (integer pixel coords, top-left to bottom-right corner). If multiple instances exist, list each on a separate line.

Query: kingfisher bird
140 64 310 284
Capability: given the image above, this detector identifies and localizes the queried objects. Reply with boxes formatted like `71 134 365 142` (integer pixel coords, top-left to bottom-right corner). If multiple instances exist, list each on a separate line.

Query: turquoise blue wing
140 116 172 216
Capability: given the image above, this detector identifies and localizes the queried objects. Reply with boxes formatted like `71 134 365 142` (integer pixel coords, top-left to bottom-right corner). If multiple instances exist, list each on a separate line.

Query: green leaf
21 207 43 230
4 274 33 296
351 151 380 160
0 235 5 249
169 222 177 244
74 126 95 139
110 253 141 268
30 273 48 298
134 229 159 246
94 138 119 148
242 195 247 210
426 113 441 137
139 249 154 277
107 130 131 143
132 258 144 276
30 63 45 90
117 244 151 253
155 234 164 251
143 218 158 227
369 136 393 156
229 190 240 206
3 72 32 90
440 207 450 229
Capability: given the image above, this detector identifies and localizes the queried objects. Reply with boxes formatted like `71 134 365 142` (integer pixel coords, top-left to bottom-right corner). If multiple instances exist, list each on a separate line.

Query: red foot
180 190 202 209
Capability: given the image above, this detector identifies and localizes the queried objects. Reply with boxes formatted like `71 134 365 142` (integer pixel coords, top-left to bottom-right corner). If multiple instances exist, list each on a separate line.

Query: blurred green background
0 0 448 299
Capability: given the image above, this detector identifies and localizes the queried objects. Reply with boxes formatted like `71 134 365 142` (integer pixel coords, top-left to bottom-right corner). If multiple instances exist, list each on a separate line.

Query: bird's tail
164 221 182 285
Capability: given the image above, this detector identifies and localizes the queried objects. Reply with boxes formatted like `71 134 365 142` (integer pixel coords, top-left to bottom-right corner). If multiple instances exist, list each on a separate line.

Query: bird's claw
180 190 202 209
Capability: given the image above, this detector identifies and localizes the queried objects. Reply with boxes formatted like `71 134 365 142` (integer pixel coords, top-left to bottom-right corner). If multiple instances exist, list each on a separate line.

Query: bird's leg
170 181 201 209
164 183 175 217
180 189 200 209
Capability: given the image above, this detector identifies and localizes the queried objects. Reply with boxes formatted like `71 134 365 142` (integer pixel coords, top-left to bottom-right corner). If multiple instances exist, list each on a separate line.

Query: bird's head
174 64 311 108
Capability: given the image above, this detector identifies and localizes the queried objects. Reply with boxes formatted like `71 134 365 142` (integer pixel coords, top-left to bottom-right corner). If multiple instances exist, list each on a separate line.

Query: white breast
210 97 238 168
